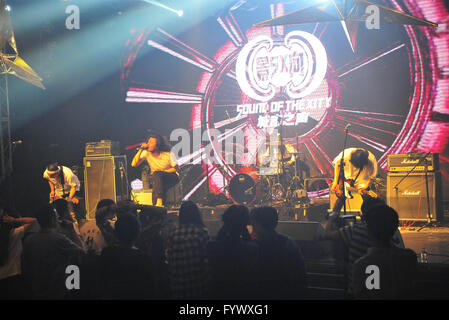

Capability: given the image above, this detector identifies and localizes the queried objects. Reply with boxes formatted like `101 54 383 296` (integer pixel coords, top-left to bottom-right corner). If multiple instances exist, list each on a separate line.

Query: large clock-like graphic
122 0 449 200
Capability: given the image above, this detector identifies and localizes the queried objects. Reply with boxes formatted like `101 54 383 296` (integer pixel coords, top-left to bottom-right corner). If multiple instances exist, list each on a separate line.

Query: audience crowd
0 195 419 300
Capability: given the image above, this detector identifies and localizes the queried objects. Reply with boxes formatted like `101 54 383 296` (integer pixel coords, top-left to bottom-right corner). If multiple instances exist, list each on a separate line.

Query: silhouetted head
221 205 250 240
361 197 386 222
35 204 58 230
117 199 139 218
53 198 73 222
350 149 369 169
114 213 141 247
365 205 399 247
96 199 116 210
95 199 118 227
179 200 204 227
251 206 278 232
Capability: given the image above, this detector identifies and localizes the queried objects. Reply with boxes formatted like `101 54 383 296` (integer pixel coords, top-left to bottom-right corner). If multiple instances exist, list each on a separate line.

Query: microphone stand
279 111 286 203
417 153 439 231
203 148 211 206
392 151 431 191
338 126 351 216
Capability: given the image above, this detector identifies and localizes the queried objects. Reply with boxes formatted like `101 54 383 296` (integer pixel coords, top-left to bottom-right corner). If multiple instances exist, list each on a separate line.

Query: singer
330 148 378 213
131 133 179 207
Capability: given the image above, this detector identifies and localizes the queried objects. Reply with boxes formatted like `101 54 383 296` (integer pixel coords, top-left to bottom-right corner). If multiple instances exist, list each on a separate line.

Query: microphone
136 144 147 151
345 123 351 132
12 140 22 145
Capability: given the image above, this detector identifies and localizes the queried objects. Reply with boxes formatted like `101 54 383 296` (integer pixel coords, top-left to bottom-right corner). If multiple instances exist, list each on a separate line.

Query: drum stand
285 154 308 205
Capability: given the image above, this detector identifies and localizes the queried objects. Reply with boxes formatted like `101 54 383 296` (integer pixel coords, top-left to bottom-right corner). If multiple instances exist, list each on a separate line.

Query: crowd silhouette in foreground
0 196 418 300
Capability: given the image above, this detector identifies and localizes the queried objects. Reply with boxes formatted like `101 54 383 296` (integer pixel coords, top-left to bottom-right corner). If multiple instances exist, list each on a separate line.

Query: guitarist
330 148 378 214
43 162 81 220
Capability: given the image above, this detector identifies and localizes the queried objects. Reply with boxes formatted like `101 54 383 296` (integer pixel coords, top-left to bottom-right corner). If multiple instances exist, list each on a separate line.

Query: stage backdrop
121 0 449 202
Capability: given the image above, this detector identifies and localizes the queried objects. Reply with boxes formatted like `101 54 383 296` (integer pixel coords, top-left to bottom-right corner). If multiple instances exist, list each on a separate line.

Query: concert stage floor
401 228 449 264
169 203 449 265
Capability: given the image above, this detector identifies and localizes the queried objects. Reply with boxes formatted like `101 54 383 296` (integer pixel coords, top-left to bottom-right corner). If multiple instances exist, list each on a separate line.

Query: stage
166 202 449 264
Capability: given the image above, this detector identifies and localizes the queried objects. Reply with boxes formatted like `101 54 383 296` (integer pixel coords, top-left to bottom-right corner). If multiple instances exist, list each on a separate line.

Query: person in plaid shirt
165 201 210 299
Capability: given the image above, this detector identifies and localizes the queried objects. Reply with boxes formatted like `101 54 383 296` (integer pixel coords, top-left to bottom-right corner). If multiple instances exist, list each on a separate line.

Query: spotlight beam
141 0 183 17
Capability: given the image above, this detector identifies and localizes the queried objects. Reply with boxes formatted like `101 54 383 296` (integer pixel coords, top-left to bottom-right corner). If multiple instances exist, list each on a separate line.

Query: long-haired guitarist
330 148 378 213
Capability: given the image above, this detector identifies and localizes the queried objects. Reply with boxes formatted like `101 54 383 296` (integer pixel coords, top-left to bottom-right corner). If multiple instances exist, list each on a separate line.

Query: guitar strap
350 165 364 188
59 166 68 198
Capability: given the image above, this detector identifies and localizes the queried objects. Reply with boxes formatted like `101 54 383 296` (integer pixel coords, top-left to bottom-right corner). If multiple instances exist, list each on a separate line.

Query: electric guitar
334 179 378 200
50 194 80 204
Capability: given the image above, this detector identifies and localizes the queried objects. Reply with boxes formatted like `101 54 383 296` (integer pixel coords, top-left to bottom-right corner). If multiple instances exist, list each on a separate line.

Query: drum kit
228 141 310 206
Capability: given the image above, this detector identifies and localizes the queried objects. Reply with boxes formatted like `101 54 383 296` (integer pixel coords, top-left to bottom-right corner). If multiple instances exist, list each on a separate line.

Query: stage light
141 0 183 17
5 5 11 11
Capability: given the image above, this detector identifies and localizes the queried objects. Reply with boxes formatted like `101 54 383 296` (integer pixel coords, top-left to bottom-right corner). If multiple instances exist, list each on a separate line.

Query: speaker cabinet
387 172 443 221
84 156 128 219
203 220 324 241
275 221 325 241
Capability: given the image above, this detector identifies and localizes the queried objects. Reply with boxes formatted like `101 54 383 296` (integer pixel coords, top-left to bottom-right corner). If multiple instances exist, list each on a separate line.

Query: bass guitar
50 194 80 204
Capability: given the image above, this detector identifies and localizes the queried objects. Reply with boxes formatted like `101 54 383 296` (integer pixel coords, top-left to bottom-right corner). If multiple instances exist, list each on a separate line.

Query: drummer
258 141 310 179
258 140 295 166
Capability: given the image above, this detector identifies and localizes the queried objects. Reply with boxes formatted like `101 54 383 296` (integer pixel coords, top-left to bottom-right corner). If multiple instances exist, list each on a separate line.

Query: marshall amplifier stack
83 140 128 220
387 153 443 222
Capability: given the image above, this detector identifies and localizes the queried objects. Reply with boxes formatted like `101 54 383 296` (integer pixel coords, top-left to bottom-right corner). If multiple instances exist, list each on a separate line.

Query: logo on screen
236 31 328 102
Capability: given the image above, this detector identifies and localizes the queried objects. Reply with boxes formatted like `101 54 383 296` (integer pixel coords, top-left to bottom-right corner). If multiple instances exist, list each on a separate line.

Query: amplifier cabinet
387 172 443 221
85 140 120 157
84 156 128 219
387 153 439 172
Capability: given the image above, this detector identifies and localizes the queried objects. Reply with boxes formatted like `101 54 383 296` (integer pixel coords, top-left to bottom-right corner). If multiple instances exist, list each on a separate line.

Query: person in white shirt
330 148 378 213
43 162 81 221
131 134 179 207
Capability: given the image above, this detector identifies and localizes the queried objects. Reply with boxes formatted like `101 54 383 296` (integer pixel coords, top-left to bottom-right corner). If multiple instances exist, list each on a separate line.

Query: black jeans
151 171 179 205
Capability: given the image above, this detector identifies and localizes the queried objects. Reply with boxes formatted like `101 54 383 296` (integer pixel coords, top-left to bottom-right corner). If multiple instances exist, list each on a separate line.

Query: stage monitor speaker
203 220 324 241
329 189 364 213
275 221 325 241
131 189 153 205
387 172 443 221
84 156 128 220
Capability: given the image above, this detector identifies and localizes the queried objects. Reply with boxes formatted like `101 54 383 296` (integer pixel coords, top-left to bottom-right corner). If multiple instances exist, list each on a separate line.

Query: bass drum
229 173 257 205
